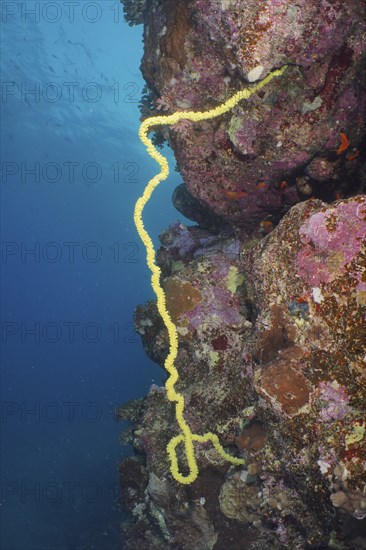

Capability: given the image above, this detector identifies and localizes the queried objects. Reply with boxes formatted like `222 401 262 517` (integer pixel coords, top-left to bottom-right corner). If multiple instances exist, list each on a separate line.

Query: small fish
336 132 350 155
256 181 267 189
280 180 287 190
260 220 274 233
222 189 248 200
346 149 360 161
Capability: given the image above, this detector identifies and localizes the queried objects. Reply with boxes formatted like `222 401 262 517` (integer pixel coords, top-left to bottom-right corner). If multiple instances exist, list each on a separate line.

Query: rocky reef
119 0 366 548
120 197 366 548
135 0 366 231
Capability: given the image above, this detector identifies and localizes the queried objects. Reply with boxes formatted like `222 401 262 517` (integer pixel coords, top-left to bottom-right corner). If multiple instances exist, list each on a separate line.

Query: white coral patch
312 287 324 303
317 460 331 474
247 65 264 82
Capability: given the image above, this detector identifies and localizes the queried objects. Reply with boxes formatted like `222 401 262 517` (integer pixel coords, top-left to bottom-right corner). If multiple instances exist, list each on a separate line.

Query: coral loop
134 65 288 484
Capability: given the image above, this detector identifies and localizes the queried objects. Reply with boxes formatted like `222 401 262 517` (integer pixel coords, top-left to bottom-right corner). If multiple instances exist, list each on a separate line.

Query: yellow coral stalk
134 65 287 484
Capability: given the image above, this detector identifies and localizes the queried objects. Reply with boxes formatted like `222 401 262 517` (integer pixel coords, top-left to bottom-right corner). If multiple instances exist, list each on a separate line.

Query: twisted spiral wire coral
134 65 288 484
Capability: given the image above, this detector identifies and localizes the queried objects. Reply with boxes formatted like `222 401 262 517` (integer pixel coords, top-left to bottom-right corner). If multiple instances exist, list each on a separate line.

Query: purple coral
317 381 350 422
159 221 198 257
296 197 366 286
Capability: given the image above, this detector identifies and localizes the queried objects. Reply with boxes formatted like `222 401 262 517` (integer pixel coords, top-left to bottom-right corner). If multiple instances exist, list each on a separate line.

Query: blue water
1 2 183 548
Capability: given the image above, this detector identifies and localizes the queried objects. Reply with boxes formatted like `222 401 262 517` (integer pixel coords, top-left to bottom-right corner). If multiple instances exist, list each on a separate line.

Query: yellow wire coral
134 65 288 484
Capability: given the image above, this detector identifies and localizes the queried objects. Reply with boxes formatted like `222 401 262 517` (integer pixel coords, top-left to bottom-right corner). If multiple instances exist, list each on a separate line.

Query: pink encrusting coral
296 197 366 286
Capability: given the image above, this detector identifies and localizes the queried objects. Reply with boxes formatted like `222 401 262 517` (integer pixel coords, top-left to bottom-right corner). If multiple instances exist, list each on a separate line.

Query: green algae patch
227 266 245 294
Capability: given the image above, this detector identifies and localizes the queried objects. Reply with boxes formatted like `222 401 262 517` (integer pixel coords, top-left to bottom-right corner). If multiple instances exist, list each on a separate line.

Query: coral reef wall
138 0 366 230
119 0 366 548
120 198 366 549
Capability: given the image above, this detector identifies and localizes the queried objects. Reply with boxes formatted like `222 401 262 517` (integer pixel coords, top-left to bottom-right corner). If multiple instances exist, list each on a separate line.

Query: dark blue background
1 2 184 548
